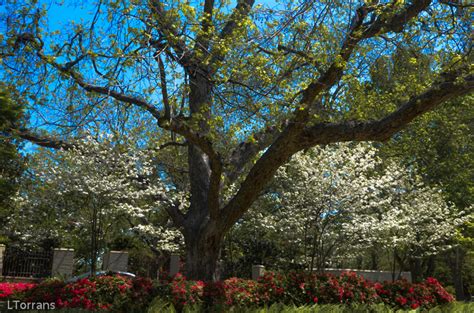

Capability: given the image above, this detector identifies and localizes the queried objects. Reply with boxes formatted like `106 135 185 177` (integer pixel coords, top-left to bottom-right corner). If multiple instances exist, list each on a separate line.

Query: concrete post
0 244 5 277
169 254 180 277
103 251 129 272
252 265 265 280
400 271 412 282
52 248 74 278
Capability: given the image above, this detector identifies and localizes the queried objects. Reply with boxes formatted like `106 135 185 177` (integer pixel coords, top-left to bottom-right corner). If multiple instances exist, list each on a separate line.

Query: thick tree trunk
183 72 224 281
184 226 224 281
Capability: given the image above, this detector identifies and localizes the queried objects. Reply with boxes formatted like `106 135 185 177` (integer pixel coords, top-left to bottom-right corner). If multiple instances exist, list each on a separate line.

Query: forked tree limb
224 0 434 188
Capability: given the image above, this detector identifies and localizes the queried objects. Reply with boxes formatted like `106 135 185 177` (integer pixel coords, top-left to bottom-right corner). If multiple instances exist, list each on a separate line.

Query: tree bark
184 226 224 281
370 250 379 270
184 71 223 281
450 247 466 301
409 258 422 283
425 256 436 278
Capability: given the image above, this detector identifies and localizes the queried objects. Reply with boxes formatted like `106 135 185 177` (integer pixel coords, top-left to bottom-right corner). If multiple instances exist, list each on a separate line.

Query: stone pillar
169 254 180 277
400 271 412 283
103 251 129 272
0 244 5 277
52 248 74 278
252 265 265 280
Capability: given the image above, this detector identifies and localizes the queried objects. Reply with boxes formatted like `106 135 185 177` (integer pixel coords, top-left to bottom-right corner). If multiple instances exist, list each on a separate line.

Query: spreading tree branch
220 0 437 231
14 128 75 150
12 35 221 169
299 67 473 147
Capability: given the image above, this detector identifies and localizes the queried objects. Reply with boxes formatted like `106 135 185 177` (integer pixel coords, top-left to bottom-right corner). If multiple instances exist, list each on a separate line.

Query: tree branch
194 0 215 52
149 0 194 68
208 0 255 71
156 196 186 227
30 48 163 120
299 68 473 147
362 0 432 38
20 37 218 161
277 44 323 73
300 0 432 109
226 123 283 182
14 128 75 150
220 0 436 232
157 54 171 119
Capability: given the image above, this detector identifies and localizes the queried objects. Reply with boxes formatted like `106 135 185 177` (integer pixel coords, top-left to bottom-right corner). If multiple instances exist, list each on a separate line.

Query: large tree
0 0 472 280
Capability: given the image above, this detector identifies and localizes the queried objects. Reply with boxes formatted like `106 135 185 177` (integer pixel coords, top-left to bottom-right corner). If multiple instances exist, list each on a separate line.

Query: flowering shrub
284 271 379 305
0 282 36 299
2 272 454 311
375 277 454 310
337 271 380 304
20 278 66 303
158 273 205 309
223 277 260 306
108 276 157 313
157 271 453 310
8 275 155 312
257 272 286 304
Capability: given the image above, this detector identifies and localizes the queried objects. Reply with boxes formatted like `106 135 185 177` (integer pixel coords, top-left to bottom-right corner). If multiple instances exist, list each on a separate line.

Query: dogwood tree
238 143 468 274
345 163 470 280
1 0 472 279
12 136 184 272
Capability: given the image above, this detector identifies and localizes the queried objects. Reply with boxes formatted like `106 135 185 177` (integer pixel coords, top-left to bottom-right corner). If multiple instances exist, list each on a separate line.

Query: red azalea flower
396 296 408 306
411 302 420 309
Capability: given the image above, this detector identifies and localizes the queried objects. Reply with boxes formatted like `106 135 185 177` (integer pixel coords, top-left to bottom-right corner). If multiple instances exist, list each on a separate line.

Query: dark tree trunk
425 256 436 278
370 250 379 270
450 247 466 301
184 225 224 281
409 258 423 283
90 203 98 276
183 72 225 281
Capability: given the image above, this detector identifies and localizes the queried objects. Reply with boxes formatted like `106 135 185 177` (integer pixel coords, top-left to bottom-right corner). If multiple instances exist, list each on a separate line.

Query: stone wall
322 268 412 283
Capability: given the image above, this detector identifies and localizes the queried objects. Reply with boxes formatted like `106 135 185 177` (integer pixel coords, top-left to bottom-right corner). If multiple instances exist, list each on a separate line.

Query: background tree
0 0 472 280
225 143 467 280
10 137 184 273
347 45 473 299
0 88 25 244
